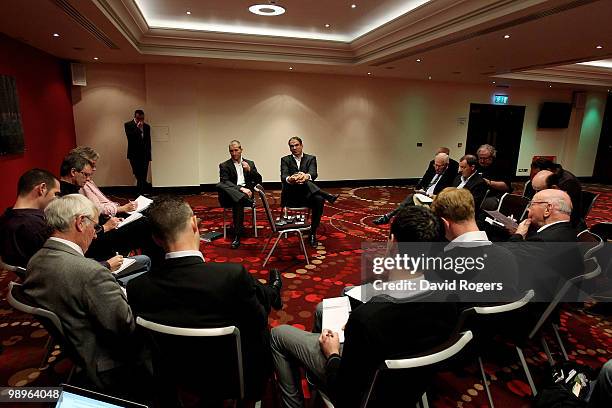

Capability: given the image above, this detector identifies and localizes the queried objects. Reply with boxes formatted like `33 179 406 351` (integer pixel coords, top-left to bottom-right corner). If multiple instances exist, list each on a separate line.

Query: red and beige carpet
1 183 611 407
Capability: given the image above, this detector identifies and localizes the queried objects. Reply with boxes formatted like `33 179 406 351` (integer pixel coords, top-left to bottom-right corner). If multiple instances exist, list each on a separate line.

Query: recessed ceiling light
289 66 293 70
324 24 330 28
249 4 286 16
351 4 357 8
367 72 371 75
428 76 432 80
416 58 421 62
596 45 603 49
504 34 510 39
93 57 99 60
549 85 552 88
492 81 496 84
52 33 60 37
186 11 191 15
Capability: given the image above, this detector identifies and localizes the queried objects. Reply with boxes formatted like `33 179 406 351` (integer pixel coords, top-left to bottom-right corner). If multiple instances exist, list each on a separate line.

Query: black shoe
309 234 318 248
373 214 390 225
327 194 339 204
269 269 283 310
231 236 241 249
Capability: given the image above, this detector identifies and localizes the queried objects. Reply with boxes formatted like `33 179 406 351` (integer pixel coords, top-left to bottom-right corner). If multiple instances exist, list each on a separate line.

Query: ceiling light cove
133 0 432 42
578 59 612 69
249 4 286 16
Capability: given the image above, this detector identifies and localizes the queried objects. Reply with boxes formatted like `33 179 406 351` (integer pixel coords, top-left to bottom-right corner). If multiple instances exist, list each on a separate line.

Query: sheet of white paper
128 195 153 214
414 193 433 203
112 257 136 275
116 212 143 229
322 296 351 343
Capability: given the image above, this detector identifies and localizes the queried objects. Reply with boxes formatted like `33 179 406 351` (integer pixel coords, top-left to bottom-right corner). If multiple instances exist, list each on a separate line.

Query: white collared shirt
292 153 303 169
537 220 570 233
165 250 205 262
48 237 84 256
233 159 246 186
444 230 491 252
457 172 475 189
426 172 443 196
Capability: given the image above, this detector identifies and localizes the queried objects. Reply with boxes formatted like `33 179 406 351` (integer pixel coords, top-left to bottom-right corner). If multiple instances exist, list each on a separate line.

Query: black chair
580 191 599 220
497 193 530 221
135 317 255 406
254 184 310 267
522 179 533 199
577 229 604 259
7 281 83 381
218 194 258 239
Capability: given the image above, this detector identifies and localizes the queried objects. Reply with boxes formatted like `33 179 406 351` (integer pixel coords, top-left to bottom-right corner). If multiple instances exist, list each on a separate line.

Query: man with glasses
373 148 458 225
23 194 150 397
476 144 512 210
531 168 585 230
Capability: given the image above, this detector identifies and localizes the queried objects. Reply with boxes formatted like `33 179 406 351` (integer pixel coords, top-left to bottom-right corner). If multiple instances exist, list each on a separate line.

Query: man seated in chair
452 154 488 210
127 195 283 401
476 144 512 210
373 148 458 225
23 194 149 397
270 206 457 408
281 137 338 248
216 140 262 249
531 168 585 230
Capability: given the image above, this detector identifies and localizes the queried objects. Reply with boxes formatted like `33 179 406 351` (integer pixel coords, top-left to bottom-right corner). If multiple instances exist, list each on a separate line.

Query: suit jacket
126 256 271 398
217 158 262 205
124 120 151 163
24 239 136 389
280 153 321 207
452 173 488 209
415 158 459 195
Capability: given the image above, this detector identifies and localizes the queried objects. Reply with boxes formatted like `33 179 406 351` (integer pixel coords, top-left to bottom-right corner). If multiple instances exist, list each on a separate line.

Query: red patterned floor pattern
1 184 611 407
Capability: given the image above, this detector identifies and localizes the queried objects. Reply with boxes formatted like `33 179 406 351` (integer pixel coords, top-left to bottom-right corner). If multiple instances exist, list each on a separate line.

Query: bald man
531 169 585 230
509 189 577 242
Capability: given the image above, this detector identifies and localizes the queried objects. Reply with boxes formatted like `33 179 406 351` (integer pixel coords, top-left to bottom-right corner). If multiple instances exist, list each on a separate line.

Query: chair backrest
580 191 599 220
498 193 530 221
254 184 277 233
7 281 65 337
591 222 612 242
472 289 535 315
522 179 532 198
529 257 602 339
135 317 245 400
361 331 473 407
577 230 604 259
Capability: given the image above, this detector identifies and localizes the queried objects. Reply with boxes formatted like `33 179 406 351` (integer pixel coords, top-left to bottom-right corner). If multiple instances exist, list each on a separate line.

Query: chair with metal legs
254 184 311 267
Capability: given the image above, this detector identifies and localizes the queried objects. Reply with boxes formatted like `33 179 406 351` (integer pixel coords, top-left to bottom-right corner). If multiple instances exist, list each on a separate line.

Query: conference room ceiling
1 0 611 89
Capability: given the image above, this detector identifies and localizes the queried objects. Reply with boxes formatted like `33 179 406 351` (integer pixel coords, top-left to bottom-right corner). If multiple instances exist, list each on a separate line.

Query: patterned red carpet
1 183 611 407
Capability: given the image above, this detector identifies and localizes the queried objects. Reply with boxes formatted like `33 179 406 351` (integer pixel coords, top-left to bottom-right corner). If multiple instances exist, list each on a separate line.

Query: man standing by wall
124 109 151 195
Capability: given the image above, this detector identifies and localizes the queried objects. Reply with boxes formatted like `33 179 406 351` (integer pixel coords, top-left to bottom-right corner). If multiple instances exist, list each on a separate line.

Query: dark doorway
465 104 526 176
593 93 612 183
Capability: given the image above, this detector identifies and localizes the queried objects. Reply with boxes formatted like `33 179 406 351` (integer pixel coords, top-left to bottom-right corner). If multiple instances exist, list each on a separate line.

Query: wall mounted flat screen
537 102 572 128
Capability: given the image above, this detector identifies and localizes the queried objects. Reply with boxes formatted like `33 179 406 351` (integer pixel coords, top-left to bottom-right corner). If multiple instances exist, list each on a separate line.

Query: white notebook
111 257 136 275
128 195 153 214
322 296 351 343
116 212 143 229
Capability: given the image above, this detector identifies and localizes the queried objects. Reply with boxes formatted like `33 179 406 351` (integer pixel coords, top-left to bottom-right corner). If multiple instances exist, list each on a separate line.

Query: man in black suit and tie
216 140 262 249
373 148 458 224
124 109 151 195
127 195 283 402
452 154 488 210
281 137 338 248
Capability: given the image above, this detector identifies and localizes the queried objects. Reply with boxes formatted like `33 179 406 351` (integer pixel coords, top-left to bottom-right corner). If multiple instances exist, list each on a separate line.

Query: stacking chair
497 193 530 221
458 290 536 405
580 191 599 220
577 229 604 260
522 179 533 198
360 330 474 408
136 317 255 406
219 196 258 239
254 184 310 267
7 281 83 381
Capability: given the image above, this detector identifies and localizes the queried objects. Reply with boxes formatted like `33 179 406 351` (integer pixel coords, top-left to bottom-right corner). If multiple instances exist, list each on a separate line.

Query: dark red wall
0 33 76 210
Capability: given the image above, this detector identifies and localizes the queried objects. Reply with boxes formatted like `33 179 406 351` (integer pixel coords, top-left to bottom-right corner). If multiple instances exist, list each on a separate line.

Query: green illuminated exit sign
494 94 509 104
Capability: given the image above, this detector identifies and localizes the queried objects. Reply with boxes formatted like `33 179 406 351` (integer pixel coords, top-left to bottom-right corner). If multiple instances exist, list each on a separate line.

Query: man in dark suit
452 154 488 210
531 167 584 230
216 140 262 249
127 196 283 401
373 148 458 224
124 109 151 195
476 144 513 210
281 137 338 247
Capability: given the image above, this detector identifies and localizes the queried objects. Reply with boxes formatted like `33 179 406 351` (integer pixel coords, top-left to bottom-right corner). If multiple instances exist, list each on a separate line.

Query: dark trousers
216 184 253 238
129 159 150 195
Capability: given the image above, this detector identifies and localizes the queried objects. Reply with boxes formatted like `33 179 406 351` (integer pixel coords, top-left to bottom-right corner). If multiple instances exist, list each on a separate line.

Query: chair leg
40 336 52 368
541 336 555 366
223 208 227 239
551 323 569 361
420 392 429 408
478 356 495 408
252 207 258 238
263 233 283 267
516 346 537 397
297 230 310 265
260 234 274 256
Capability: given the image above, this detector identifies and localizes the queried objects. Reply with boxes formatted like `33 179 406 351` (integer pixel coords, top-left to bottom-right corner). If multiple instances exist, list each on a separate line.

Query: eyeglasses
76 170 93 178
527 201 551 209
82 215 103 234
